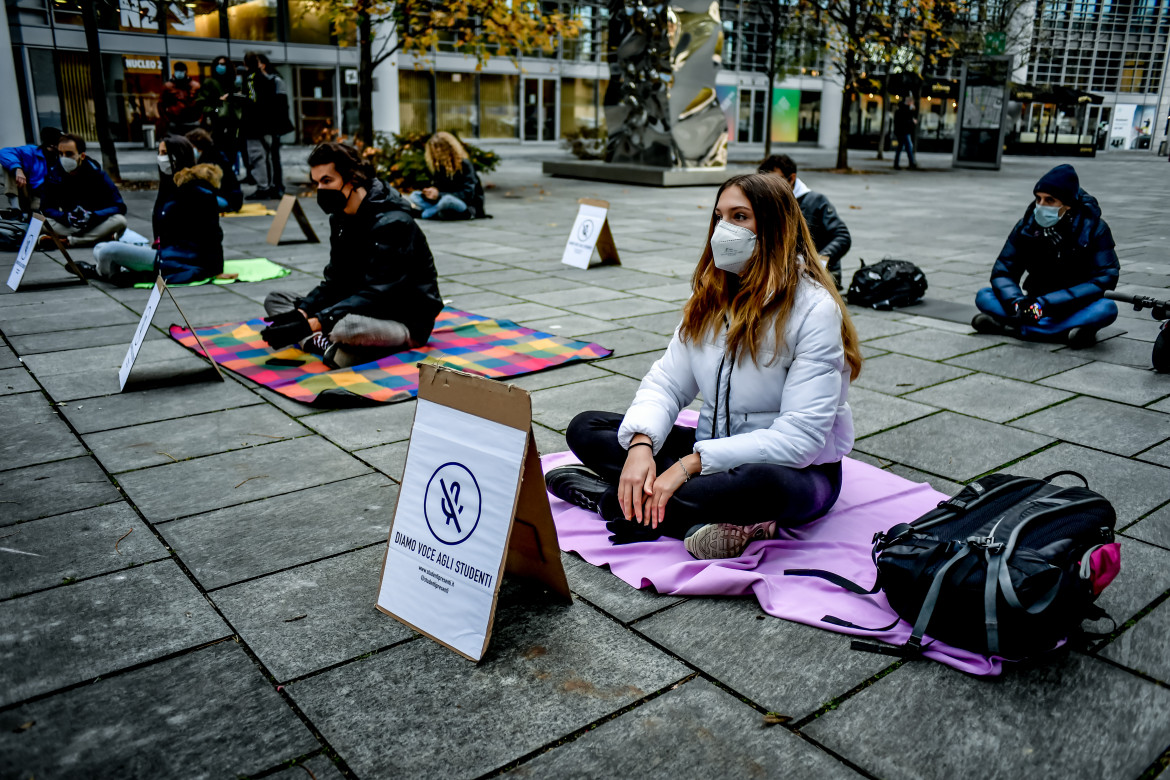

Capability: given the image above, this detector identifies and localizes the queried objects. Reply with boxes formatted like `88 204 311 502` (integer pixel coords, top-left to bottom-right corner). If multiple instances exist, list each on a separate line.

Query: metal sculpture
604 0 728 168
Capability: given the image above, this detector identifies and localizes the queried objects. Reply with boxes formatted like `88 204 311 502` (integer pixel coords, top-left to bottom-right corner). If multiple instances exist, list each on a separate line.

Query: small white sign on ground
561 198 621 270
377 365 571 661
118 278 165 390
6 216 43 291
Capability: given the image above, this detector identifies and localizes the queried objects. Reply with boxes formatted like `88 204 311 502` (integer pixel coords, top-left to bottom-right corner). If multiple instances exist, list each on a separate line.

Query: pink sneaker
684 521 777 559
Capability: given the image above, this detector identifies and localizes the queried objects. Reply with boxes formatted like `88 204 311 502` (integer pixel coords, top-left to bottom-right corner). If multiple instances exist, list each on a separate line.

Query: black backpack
788 471 1117 660
846 258 928 309
0 219 26 251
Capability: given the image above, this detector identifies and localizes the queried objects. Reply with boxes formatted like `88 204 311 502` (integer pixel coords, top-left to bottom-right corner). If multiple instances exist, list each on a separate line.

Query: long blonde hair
680 173 863 381
424 131 468 178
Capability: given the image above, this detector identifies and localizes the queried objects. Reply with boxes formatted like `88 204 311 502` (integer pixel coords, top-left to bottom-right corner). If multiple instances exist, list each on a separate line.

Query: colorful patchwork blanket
170 308 613 405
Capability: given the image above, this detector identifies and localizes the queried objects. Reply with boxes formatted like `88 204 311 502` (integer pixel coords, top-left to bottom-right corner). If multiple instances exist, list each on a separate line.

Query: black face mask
317 186 351 215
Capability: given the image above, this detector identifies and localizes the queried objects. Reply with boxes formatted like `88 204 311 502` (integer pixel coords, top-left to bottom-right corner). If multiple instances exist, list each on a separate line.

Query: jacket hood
174 163 223 190
362 178 414 215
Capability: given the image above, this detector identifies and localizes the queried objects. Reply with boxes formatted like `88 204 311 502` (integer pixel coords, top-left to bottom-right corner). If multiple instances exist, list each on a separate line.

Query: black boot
545 466 611 515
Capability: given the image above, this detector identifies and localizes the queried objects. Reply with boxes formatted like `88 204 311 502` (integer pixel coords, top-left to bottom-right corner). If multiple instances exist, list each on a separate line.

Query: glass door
521 77 558 142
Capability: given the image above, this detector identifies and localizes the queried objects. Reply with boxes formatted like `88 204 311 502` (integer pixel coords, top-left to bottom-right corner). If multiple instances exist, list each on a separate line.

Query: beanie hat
1034 164 1080 206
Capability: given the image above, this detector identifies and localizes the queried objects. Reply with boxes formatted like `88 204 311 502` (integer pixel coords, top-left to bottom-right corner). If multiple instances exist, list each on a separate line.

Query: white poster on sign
561 203 609 269
6 217 43 291
1109 104 1137 149
118 280 164 390
377 398 528 659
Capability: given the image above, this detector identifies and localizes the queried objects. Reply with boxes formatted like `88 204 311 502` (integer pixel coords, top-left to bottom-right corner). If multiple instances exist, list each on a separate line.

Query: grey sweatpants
45 214 128 248
264 291 415 367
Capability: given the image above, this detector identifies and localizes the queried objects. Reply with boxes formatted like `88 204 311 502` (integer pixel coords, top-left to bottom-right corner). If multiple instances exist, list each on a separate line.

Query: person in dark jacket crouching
90 135 224 285
408 132 486 220
41 133 128 247
261 142 443 369
759 154 851 289
972 164 1119 349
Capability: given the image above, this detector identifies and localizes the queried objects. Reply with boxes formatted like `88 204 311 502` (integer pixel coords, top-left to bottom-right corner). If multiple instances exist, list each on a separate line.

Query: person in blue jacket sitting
90 135 224 286
1 127 61 213
972 164 1120 349
40 134 128 248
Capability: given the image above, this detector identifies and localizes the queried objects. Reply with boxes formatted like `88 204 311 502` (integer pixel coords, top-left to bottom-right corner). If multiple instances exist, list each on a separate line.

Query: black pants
566 411 843 542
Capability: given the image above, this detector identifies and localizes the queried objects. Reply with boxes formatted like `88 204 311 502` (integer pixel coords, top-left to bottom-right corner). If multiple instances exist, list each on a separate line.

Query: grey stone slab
475 301 570 322
946 344 1091 381
1003 444 1170 523
576 327 671 357
0 346 19 369
301 402 419 449
1089 537 1170 633
443 290 521 310
7 322 166 355
506 678 861 779
354 440 409 481
0 502 168 599
1039 361 1170 406
627 282 693 301
288 590 689 778
636 598 893 719
527 286 633 307
903 373 1074 424
1100 597 1170 684
802 651 1170 780
853 354 972 395
864 329 998 360
1084 335 1164 369
1011 396 1170 456
0 560 229 706
1137 439 1170 468
0 367 37 395
561 552 683 624
0 456 120 526
83 405 308 473
161 472 395 589
36 358 222 403
505 361 613 392
213 545 413 681
848 386 937 439
0 301 139 336
614 310 684 336
1123 503 1170 549
1151 396 1170 414
596 351 659 380
0 643 317 780
267 755 345 780
532 374 642 431
566 297 679 321
531 422 569 456
847 312 920 340
523 313 628 338
856 412 1053 481
60 375 261 433
118 436 371 523
20 339 191 378
0 392 85 470
885 465 963 497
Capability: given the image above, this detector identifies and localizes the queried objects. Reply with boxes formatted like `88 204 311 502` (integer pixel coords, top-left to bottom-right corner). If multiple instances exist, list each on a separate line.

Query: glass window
228 0 279 41
52 0 160 32
167 0 222 38
112 53 166 143
798 91 820 142
435 72 475 136
560 78 597 136
480 74 519 139
28 48 63 135
296 67 337 144
398 69 434 136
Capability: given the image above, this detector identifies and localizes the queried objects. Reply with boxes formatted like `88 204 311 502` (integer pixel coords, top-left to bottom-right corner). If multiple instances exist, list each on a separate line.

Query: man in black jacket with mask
261 142 443 368
972 164 1119 349
759 154 851 289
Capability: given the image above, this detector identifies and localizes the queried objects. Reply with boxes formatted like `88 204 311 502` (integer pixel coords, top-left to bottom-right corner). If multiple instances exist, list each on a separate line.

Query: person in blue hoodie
40 134 127 247
1 127 61 213
972 164 1119 349
91 135 224 285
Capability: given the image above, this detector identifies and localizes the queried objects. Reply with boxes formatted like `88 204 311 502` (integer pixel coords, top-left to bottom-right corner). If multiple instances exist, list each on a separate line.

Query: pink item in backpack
1084 542 1121 596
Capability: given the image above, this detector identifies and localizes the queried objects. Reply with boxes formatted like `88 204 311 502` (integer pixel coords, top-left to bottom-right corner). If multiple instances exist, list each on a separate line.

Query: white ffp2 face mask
157 155 173 176
710 220 757 275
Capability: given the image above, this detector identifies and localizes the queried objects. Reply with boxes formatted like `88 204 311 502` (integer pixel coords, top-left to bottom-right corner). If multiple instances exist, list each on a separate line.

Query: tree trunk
359 11 375 147
79 0 121 181
875 73 890 160
763 4 780 159
836 63 853 170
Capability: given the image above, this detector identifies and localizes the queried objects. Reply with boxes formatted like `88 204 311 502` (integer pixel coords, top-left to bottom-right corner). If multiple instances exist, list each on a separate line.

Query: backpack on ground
846 258 928 309
0 219 26 251
788 471 1119 660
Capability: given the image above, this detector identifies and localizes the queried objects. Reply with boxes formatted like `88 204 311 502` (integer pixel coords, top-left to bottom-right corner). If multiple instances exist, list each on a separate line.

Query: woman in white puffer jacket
546 173 863 559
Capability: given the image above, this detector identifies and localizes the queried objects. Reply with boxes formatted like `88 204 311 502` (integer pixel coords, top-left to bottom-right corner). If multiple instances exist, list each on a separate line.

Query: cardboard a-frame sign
6 214 87 291
376 364 571 662
266 194 321 245
561 197 621 270
117 275 225 391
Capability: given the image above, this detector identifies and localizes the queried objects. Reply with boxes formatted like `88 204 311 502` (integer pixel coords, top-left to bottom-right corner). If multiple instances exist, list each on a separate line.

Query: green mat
134 258 290 288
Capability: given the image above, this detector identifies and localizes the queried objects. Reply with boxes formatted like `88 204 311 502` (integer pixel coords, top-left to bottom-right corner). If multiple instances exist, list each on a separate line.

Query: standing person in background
893 96 918 170
758 154 851 290
158 62 202 136
196 56 244 155
241 52 293 200
1 127 62 214
186 128 243 213
40 134 127 248
409 132 486 219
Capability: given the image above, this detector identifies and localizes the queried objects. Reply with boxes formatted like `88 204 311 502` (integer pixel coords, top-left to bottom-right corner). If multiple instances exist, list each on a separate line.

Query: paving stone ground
1 147 1168 779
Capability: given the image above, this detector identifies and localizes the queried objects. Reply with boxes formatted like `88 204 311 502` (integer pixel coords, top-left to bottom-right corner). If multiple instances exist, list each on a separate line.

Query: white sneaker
684 521 777 559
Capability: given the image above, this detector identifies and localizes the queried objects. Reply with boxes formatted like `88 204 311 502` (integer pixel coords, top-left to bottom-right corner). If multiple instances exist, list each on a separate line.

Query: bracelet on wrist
628 441 653 452
677 459 692 482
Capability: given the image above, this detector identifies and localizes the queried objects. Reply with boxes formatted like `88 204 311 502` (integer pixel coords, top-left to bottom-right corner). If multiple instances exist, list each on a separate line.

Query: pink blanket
542 410 1004 675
